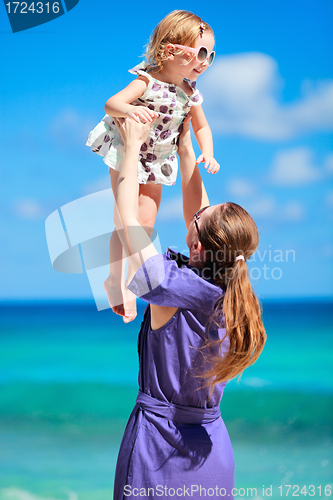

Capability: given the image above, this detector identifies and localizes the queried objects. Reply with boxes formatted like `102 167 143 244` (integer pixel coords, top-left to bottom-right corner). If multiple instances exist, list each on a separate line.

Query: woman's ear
190 239 206 266
196 240 203 253
192 239 203 257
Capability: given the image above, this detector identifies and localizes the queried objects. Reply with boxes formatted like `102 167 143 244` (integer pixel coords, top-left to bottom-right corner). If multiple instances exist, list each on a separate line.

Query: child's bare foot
111 298 137 323
121 283 137 323
111 303 125 316
103 277 137 322
103 276 123 311
122 297 137 323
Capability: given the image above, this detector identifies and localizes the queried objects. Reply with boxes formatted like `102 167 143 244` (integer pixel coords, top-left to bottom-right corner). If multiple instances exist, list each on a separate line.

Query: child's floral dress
86 62 203 186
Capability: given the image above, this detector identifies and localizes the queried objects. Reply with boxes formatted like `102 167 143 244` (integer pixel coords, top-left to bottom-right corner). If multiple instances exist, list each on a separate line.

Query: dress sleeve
189 88 203 107
127 253 223 311
187 79 203 107
128 61 150 78
128 62 154 99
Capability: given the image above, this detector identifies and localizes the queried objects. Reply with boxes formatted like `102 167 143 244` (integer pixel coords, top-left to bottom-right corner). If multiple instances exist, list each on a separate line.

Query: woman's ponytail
198 203 267 390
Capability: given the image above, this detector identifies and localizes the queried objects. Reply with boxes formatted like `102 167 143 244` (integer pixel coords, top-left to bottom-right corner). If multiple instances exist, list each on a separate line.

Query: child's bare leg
138 183 163 233
103 168 130 315
103 227 126 314
105 168 162 322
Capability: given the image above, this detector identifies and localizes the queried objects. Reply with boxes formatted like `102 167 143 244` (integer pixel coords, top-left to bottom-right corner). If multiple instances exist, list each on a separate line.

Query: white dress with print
85 62 203 186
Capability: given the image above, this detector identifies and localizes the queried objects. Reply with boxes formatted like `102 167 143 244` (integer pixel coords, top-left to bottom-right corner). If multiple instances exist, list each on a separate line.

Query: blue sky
1 0 332 302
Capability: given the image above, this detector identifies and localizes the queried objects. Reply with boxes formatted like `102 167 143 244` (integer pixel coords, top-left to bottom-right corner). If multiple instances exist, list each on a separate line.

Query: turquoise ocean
0 300 332 500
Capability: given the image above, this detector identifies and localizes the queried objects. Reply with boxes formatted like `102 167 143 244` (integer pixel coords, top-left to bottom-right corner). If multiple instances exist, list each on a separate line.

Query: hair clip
199 22 205 37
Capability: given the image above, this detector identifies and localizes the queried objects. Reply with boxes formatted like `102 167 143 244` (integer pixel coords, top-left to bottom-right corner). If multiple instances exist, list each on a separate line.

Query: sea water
0 301 332 500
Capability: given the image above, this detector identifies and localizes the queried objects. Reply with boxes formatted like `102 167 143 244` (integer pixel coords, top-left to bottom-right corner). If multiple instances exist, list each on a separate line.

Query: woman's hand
114 116 155 149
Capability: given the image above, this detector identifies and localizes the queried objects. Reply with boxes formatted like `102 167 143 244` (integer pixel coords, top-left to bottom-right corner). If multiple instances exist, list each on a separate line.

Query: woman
112 116 266 499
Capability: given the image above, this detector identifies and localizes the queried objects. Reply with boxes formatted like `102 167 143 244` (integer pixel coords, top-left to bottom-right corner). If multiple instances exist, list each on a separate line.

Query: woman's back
114 250 235 499
134 249 229 409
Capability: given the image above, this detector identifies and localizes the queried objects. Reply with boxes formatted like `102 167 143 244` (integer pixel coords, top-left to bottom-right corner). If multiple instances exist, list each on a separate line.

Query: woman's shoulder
164 247 190 266
128 248 223 311
164 248 218 287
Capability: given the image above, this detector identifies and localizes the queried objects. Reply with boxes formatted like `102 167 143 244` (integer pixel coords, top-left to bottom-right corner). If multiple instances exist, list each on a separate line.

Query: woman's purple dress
113 249 235 499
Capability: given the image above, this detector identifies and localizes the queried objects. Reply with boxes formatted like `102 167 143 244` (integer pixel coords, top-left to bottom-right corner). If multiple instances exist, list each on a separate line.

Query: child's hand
196 154 220 174
127 105 158 124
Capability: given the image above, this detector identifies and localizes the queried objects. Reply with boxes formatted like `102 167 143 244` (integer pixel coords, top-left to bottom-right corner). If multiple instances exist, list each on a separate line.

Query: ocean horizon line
0 297 332 307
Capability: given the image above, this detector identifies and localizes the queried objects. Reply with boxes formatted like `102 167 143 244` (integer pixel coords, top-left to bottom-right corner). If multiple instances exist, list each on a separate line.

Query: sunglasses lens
208 51 215 66
197 47 208 62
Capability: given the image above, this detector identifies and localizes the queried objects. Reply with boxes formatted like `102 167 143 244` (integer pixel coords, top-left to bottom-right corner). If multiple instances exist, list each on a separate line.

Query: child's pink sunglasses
173 44 215 66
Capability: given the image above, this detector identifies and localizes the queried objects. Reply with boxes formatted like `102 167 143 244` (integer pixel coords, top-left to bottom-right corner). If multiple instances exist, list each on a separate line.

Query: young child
86 10 219 322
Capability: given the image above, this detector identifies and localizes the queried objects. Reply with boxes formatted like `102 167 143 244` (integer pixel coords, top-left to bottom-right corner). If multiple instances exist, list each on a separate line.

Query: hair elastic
235 255 245 262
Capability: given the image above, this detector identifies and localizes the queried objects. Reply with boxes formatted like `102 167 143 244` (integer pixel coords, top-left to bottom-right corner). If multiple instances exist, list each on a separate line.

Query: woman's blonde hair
198 203 267 392
145 10 214 71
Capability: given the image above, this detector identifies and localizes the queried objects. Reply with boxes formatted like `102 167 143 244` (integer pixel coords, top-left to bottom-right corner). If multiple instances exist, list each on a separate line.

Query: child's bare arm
178 117 210 230
189 105 220 174
105 77 158 123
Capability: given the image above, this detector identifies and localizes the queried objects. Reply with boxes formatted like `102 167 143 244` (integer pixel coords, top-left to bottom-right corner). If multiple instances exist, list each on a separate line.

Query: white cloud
243 196 304 221
200 53 333 140
227 178 256 197
245 196 276 218
49 108 96 148
12 199 49 219
157 196 183 220
81 175 111 195
158 193 305 224
282 201 305 221
326 191 333 207
324 154 333 174
270 147 321 185
322 244 333 257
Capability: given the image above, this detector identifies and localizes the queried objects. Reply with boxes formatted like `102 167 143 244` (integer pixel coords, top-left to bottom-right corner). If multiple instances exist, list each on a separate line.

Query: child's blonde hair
145 10 214 71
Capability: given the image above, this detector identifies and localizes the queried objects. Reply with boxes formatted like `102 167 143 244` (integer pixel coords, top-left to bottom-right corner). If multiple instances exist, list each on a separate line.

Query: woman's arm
113 117 178 328
189 105 220 174
178 116 210 230
105 77 157 123
113 118 158 266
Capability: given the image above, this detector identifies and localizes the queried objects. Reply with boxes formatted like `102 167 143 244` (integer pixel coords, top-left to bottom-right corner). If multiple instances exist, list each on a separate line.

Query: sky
1 0 332 303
